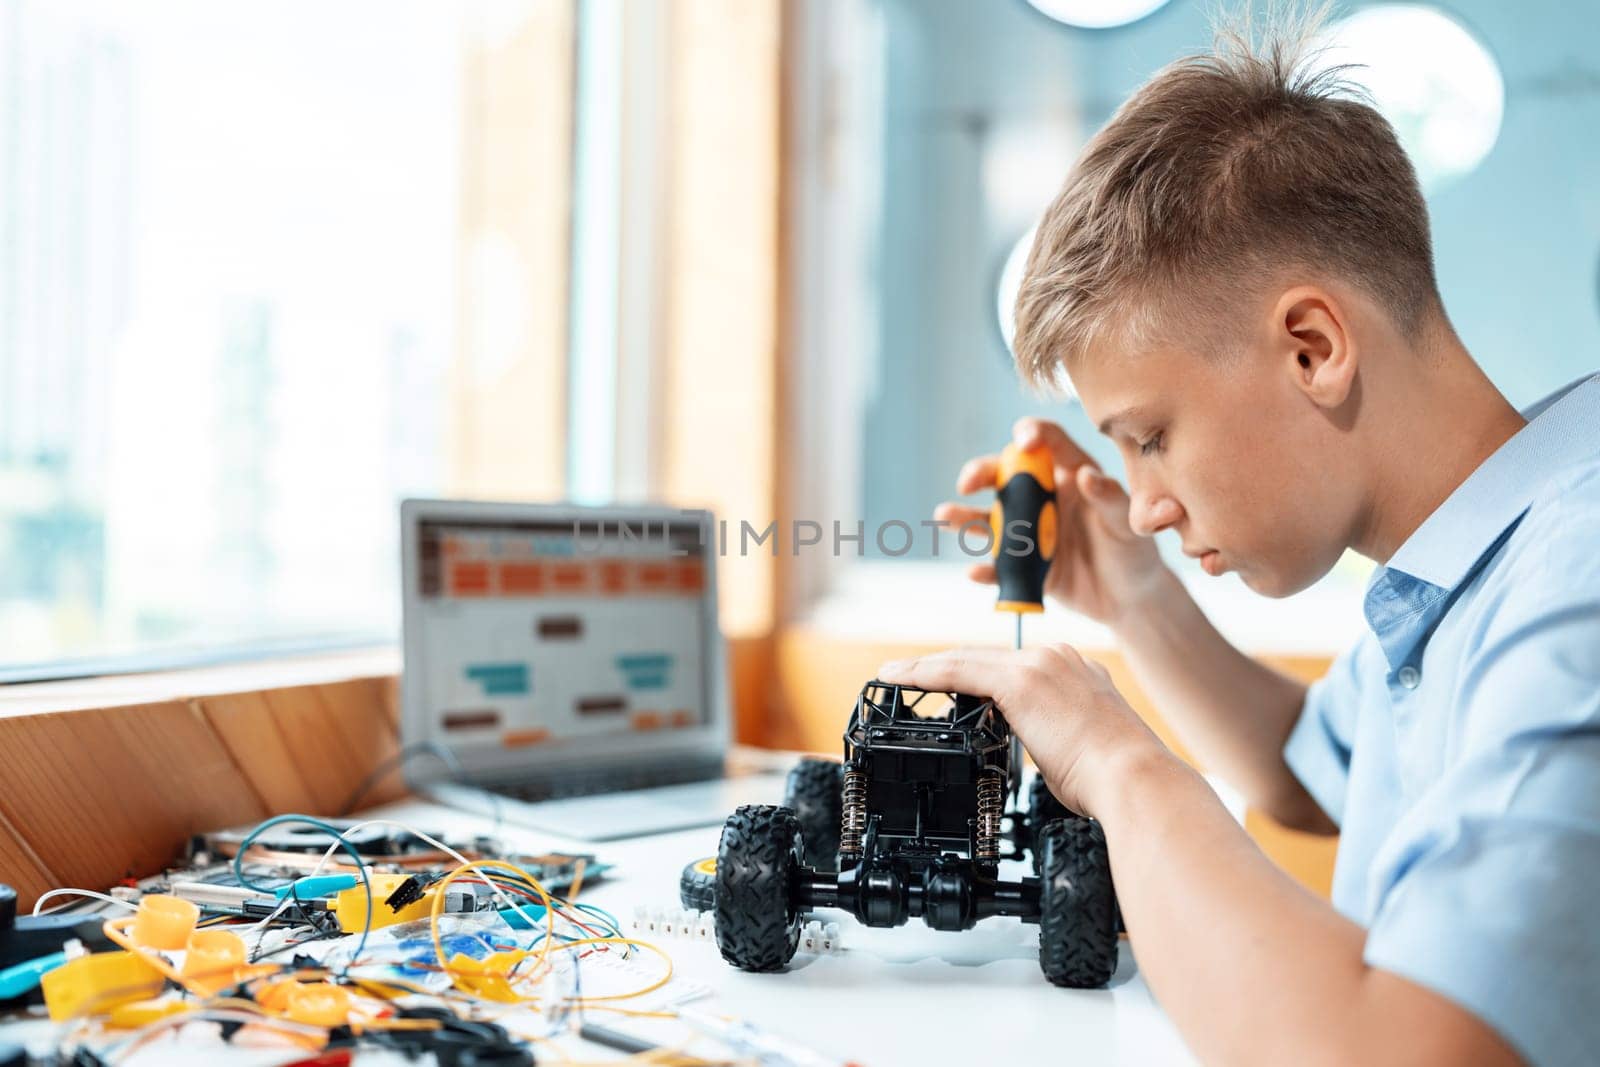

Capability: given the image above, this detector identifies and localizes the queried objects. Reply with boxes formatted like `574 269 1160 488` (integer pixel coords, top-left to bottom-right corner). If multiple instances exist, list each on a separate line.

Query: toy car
712 680 1119 987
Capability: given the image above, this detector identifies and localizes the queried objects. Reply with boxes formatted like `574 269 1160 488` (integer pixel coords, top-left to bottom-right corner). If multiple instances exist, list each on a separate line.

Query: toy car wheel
783 757 843 868
679 857 717 911
1028 775 1072 873
714 805 805 972
1037 817 1118 988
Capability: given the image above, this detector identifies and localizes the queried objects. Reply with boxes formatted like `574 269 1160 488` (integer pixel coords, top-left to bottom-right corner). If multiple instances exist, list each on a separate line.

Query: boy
877 16 1599 1067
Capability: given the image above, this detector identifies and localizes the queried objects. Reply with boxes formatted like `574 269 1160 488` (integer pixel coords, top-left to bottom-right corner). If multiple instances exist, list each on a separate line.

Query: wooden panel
0 806 59 907
728 634 775 747
0 701 267 894
198 690 319 815
258 679 403 816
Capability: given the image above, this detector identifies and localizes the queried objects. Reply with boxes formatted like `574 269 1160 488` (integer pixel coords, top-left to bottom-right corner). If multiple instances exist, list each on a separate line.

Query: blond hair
1013 7 1441 388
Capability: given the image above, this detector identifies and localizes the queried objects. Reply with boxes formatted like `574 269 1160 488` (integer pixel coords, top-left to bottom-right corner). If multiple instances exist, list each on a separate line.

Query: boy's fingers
877 647 1019 698
1076 465 1135 535
956 455 999 496
933 501 987 528
965 561 997 586
1012 417 1098 473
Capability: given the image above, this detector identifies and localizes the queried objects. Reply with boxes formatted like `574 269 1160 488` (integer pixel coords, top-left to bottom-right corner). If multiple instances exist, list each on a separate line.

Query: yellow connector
332 872 435 933
41 951 165 1022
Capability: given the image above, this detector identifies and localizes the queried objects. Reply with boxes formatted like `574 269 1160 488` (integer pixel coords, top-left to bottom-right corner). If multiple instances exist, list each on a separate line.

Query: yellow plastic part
332 872 435 933
446 950 528 1003
41 951 165 1021
182 928 247 995
133 894 200 950
255 977 301 1013
106 998 193 1029
284 982 351 1027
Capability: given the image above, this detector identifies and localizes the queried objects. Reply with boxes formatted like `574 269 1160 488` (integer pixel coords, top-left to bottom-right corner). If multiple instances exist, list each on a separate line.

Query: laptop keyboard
489 760 720 803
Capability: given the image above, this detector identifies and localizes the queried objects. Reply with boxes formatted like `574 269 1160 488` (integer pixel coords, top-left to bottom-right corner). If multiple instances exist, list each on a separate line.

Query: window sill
0 645 400 718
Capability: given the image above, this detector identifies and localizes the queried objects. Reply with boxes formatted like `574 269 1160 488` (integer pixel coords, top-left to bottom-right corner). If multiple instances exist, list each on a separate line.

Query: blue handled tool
274 874 360 901
0 951 67 1000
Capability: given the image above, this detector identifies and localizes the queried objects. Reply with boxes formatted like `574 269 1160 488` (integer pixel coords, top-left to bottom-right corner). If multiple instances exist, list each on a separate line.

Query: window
0 0 583 678
788 0 1600 652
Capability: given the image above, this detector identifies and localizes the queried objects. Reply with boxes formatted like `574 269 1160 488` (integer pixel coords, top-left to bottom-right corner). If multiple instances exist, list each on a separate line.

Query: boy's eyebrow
1097 406 1146 436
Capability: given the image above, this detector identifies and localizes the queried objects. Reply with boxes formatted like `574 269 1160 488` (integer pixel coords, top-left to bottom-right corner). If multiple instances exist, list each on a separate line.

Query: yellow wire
64 839 680 1055
428 858 558 988
424 860 677 1008
568 858 589 901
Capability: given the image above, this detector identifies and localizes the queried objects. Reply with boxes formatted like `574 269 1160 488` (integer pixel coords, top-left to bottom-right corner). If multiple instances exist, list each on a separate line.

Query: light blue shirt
1284 372 1600 1067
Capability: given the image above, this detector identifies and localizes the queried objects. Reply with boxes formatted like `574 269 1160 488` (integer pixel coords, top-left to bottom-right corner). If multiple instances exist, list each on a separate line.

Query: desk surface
1 796 1197 1066
395 797 1195 1066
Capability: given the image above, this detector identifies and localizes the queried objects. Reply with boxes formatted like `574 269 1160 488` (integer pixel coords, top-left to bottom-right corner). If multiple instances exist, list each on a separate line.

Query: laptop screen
409 513 713 764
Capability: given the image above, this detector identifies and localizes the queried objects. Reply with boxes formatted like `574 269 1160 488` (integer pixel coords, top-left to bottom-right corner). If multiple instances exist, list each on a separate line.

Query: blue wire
231 814 374 969
571 902 621 934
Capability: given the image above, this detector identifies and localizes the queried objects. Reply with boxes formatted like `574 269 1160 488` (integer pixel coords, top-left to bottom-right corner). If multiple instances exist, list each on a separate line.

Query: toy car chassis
713 680 1119 987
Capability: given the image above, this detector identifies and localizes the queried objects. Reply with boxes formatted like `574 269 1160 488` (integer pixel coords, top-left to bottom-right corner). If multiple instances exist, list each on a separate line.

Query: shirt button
1397 665 1421 689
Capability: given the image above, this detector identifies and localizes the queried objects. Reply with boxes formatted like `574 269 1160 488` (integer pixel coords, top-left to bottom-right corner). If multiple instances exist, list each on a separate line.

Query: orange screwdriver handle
990 444 1057 614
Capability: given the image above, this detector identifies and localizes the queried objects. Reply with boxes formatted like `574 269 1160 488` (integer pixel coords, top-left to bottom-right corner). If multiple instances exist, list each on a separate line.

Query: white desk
1 796 1197 1065
380 797 1197 1066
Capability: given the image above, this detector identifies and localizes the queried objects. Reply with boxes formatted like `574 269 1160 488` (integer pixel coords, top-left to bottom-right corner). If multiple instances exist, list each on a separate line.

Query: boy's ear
1275 286 1356 410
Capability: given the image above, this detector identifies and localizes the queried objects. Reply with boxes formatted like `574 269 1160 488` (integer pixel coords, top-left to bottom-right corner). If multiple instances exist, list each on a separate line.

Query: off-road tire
713 805 804 971
679 857 717 912
1037 817 1118 988
1028 775 1073 873
783 757 843 868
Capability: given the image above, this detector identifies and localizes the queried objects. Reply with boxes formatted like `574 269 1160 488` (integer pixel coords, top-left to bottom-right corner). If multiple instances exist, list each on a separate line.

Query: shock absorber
839 768 867 860
976 771 1003 862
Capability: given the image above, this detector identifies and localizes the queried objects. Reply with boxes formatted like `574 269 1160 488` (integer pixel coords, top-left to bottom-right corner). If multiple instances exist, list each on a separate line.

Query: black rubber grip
995 472 1051 610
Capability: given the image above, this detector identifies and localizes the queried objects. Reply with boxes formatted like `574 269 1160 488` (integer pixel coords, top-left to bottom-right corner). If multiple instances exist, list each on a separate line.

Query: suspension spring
976 771 1003 861
840 768 868 858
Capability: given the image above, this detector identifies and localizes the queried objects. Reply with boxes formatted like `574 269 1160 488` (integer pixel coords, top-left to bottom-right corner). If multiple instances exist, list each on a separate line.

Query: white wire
31 888 140 917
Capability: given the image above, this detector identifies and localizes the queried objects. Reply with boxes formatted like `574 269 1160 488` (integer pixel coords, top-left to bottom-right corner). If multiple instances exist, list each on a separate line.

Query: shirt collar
1384 372 1600 591
1360 372 1600 670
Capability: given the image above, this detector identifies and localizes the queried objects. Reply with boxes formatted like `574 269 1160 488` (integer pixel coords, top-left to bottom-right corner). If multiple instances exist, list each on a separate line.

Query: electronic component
627 905 843 955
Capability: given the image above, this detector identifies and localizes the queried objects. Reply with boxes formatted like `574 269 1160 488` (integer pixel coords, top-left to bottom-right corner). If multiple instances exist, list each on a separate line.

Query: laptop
399 499 784 840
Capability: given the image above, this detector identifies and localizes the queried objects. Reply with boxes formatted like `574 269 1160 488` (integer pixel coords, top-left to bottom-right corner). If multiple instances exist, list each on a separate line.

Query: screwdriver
990 442 1057 650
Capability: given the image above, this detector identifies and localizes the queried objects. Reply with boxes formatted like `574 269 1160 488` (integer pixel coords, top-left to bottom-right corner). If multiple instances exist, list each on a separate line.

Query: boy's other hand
877 643 1174 816
935 417 1172 626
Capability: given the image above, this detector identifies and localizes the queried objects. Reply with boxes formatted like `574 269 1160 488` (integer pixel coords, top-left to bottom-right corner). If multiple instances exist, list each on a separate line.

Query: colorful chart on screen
413 517 708 753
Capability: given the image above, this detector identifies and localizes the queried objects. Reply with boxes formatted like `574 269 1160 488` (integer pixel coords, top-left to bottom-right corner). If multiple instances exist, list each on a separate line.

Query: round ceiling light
1311 5 1503 191
996 225 1076 398
996 225 1035 357
1024 0 1171 30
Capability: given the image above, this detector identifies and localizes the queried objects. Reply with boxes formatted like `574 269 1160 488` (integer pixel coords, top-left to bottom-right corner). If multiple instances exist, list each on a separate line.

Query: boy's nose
1129 492 1182 536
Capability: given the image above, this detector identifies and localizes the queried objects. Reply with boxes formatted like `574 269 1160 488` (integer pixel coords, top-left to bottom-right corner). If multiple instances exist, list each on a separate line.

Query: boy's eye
1138 431 1164 457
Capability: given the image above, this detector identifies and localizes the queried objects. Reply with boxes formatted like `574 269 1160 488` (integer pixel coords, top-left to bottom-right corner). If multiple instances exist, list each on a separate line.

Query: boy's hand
937 417 1171 626
877 643 1174 815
